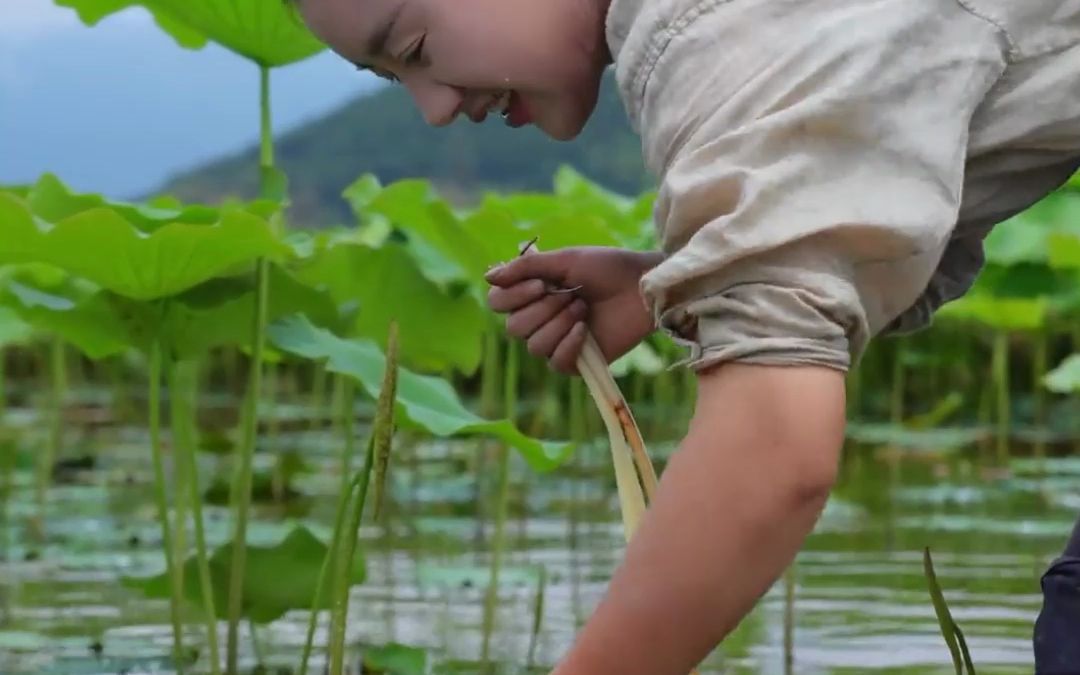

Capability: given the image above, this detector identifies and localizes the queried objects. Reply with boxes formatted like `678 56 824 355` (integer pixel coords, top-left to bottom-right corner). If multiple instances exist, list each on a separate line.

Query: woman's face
296 0 612 140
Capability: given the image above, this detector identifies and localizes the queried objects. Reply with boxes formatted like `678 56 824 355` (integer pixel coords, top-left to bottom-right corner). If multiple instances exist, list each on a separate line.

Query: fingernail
484 264 503 282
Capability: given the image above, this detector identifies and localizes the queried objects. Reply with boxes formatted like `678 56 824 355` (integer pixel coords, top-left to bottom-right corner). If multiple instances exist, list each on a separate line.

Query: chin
540 96 599 141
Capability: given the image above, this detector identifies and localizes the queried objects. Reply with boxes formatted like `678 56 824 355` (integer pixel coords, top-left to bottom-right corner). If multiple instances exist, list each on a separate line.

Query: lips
502 91 531 128
464 91 530 127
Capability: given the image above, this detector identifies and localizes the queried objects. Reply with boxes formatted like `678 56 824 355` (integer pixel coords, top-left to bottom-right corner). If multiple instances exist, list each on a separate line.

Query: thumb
484 248 575 287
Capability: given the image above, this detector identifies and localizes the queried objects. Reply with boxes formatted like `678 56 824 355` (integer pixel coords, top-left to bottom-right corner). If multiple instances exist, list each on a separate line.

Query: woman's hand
485 246 663 374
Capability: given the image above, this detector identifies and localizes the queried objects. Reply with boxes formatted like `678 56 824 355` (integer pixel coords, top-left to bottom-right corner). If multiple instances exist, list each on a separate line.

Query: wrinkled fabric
605 0 1080 372
1034 514 1080 674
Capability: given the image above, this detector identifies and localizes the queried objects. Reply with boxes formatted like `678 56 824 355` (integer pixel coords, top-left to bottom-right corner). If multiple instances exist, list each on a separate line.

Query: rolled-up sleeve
620 0 1007 371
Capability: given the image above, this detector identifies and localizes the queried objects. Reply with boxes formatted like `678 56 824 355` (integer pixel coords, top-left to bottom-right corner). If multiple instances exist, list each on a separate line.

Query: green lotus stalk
482 337 519 664
783 565 796 675
168 359 221 675
310 362 327 433
520 242 692 672
330 323 398 675
327 377 357 674
148 342 186 669
37 336 66 531
526 565 547 670
298 441 362 675
1 352 10 571
923 547 977 674
474 326 501 533
890 341 906 426
992 330 1010 467
226 62 275 674
1033 332 1047 468
336 375 354 497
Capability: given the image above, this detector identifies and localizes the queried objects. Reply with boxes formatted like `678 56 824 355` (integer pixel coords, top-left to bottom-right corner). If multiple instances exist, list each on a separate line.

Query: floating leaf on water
899 515 1074 537
845 423 985 451
361 643 428 675
124 525 363 624
267 315 574 472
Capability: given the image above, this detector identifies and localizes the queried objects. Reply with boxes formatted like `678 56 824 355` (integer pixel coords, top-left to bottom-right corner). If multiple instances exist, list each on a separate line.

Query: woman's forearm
553 363 847 675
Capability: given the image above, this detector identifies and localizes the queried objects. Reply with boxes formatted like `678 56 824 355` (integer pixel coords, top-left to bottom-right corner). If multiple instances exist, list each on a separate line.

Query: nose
404 77 465 127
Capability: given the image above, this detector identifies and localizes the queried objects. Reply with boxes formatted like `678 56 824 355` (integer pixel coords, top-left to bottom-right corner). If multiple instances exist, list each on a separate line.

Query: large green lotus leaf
551 166 655 246
0 280 128 359
24 173 222 233
936 293 1047 331
1045 354 1080 394
609 341 666 377
973 262 1071 299
347 178 490 286
55 0 324 67
156 263 344 358
1048 231 1080 270
984 207 1054 265
54 0 207 49
124 525 362 625
267 314 574 472
293 242 485 374
0 190 286 301
0 307 33 349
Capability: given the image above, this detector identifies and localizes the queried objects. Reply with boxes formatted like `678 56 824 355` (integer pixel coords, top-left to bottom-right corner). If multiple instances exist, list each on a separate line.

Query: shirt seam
951 0 1018 61
628 0 735 117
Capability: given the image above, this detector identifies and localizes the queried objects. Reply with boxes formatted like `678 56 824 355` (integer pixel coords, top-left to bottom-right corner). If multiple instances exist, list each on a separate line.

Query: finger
525 299 588 359
549 322 589 375
485 249 575 288
505 292 578 339
487 279 547 313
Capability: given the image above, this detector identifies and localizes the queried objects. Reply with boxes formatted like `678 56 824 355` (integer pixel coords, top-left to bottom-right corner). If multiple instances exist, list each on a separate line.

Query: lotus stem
36 336 65 533
298 439 359 675
168 359 221 675
482 337 519 665
148 341 185 669
330 323 398 675
227 61 276 673
226 257 271 674
520 242 698 675
1033 332 1047 468
992 331 1010 467
784 565 796 675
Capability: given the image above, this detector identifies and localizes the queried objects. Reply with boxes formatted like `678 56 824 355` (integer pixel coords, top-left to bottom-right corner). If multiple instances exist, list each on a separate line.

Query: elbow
786 448 839 509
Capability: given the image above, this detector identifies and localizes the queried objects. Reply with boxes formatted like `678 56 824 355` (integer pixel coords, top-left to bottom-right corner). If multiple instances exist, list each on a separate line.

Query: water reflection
0 420 1067 674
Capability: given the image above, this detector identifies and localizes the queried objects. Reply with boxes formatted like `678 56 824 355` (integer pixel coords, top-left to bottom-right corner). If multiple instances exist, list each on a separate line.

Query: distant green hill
155 73 651 227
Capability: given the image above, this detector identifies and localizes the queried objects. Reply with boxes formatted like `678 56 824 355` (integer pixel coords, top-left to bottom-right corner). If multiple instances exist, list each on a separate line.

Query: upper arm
622 0 1008 371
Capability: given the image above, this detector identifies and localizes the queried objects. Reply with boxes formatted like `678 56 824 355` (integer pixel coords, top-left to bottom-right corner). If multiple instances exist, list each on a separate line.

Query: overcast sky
0 0 380 199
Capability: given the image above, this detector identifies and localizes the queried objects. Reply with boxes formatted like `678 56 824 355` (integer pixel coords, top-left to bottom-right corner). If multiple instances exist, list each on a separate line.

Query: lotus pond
7 1 1080 673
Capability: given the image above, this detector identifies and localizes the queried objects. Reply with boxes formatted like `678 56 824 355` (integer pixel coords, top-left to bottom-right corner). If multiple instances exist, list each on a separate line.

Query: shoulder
606 0 1007 174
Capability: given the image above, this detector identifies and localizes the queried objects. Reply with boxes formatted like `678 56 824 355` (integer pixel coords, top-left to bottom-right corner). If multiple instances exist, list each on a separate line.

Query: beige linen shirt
606 0 1080 371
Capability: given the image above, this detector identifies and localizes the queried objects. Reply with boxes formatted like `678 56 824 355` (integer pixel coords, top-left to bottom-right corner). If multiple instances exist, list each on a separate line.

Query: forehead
300 0 400 62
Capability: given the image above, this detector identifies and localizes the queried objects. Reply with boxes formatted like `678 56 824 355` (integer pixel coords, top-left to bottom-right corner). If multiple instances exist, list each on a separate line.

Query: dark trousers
1034 515 1080 674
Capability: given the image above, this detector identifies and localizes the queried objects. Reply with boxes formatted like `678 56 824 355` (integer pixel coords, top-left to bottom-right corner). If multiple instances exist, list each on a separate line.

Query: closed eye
355 62 400 84
403 35 426 67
